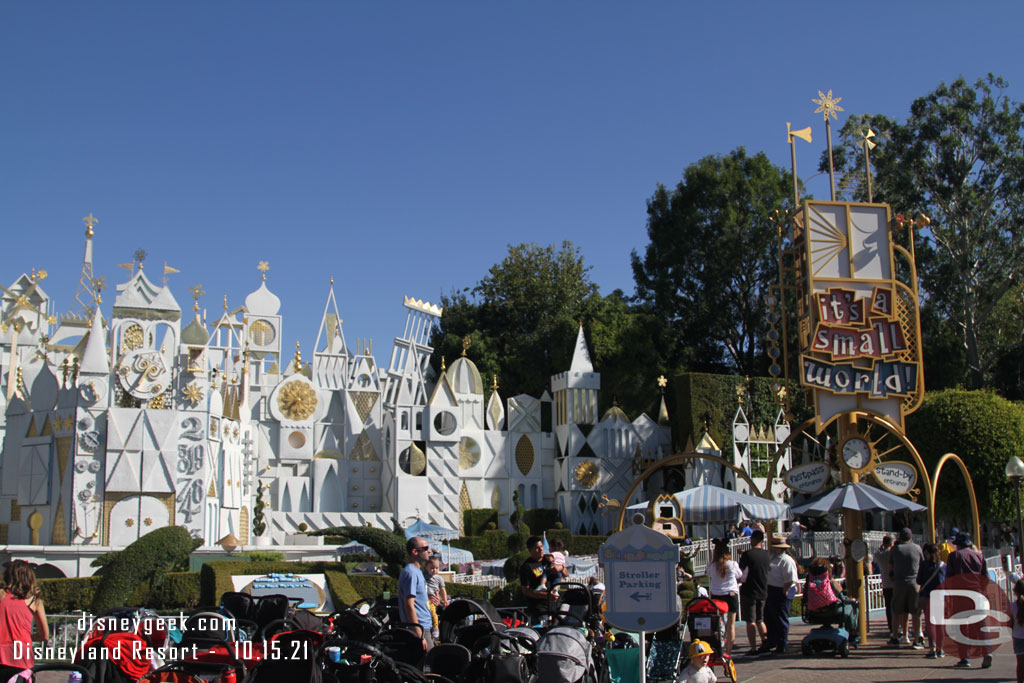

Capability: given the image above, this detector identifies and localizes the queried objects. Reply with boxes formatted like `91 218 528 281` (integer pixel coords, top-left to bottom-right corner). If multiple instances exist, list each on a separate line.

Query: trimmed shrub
39 576 101 613
463 509 499 536
91 527 201 614
906 389 1024 521
130 572 201 610
449 530 509 560
522 509 559 532
242 551 286 563
346 574 398 601
309 526 407 576
503 550 529 583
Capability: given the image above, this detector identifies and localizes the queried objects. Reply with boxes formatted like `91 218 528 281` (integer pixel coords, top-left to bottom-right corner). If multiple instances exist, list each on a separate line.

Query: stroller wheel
725 657 737 683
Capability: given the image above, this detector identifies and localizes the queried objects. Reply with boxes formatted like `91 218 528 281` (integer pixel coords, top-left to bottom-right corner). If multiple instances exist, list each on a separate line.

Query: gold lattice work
351 392 379 424
124 324 144 350
10 500 20 522
491 486 501 510
0 524 7 544
515 435 534 476
239 507 250 545
350 431 379 461
51 499 67 544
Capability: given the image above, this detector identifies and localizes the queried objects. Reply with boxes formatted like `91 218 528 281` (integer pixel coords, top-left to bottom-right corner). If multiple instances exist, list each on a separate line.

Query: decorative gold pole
786 123 813 209
861 129 876 203
813 90 844 201
837 413 869 646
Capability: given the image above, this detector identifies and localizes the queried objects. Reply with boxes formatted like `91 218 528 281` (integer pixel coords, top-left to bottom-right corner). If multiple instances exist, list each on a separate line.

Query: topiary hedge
91 526 201 614
463 509 499 536
906 389 1024 521
449 530 509 559
522 509 560 533
129 572 201 610
309 526 407 576
40 576 101 612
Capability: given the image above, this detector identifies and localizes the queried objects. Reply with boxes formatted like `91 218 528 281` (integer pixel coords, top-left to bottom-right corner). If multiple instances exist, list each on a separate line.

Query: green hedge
522 509 560 532
449 530 509 559
40 576 100 613
41 572 200 613
91 526 201 613
201 561 347 606
309 526 406 575
463 509 499 536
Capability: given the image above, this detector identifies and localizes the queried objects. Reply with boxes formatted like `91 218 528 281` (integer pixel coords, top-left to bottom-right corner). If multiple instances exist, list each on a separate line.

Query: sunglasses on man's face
415 546 431 551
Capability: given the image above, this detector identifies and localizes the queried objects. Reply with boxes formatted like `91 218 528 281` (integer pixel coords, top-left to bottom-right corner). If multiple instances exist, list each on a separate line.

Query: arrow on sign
630 591 652 602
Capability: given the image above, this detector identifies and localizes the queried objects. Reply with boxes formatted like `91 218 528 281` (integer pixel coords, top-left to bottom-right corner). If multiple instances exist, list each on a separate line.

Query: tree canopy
827 75 1024 392
631 147 793 376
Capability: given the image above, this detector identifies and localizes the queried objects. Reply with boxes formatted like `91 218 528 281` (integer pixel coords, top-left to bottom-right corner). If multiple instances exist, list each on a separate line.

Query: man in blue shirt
399 536 434 649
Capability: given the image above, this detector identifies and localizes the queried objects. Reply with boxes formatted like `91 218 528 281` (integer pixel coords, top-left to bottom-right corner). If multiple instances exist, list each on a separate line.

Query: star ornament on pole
812 89 844 122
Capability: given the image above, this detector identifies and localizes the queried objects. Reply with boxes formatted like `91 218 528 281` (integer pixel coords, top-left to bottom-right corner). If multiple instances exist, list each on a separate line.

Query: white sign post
600 523 680 683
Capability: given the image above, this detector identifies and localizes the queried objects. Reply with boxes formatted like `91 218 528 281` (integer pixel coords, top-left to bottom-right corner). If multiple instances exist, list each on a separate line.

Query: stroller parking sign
599 524 680 632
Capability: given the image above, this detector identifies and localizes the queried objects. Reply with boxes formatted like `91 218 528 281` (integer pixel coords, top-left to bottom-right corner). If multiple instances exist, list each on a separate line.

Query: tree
632 148 793 376
827 75 1024 389
252 483 267 537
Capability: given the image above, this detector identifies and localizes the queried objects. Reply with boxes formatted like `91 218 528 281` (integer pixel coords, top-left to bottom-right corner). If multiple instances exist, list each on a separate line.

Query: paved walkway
730 617 1017 683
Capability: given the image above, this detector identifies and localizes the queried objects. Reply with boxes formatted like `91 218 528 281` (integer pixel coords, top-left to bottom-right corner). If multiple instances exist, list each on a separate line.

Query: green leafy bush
39 576 101 612
522 509 560 532
91 527 201 614
906 389 1024 520
242 551 286 563
310 526 407 576
130 572 201 610
449 530 509 559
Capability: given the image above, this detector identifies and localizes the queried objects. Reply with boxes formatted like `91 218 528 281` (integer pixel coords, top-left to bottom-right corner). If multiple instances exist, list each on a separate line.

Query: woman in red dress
0 560 49 680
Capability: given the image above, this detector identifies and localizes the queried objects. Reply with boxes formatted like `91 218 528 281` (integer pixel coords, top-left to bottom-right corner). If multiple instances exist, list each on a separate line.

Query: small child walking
676 639 717 683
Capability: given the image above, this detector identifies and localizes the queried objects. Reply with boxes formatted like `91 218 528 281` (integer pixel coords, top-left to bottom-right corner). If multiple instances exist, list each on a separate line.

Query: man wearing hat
945 531 990 668
761 536 798 655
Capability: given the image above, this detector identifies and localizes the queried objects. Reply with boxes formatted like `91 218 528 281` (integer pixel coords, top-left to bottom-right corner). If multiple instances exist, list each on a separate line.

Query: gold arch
615 452 767 532
768 410 934 543
928 453 981 547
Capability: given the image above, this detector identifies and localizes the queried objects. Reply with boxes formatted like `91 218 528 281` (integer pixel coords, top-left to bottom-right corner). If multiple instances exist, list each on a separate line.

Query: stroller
75 608 173 682
685 597 736 683
535 626 606 683
438 598 507 650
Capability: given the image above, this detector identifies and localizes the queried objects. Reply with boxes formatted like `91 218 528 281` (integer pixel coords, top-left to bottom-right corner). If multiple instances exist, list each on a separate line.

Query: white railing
453 574 507 589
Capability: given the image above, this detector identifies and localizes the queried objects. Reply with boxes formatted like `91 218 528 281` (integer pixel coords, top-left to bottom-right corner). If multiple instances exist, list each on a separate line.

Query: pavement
729 616 1018 683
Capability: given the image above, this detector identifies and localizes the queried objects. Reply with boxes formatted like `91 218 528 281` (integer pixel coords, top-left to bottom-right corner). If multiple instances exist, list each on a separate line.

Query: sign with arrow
599 523 680 632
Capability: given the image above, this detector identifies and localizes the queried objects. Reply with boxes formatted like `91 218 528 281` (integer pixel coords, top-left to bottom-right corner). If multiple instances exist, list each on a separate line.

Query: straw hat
771 536 791 549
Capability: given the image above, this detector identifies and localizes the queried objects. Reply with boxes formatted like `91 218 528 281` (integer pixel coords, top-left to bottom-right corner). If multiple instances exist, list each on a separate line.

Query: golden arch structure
929 453 981 547
615 452 770 533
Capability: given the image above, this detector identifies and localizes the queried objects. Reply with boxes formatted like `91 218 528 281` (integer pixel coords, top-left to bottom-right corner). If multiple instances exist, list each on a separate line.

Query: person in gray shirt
888 527 924 647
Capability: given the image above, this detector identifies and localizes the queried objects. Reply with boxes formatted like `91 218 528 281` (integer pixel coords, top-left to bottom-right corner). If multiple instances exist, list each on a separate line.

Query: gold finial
441 355 446 371
16 367 24 397
461 335 471 357
61 358 69 386
39 333 49 362
189 283 205 312
223 294 228 311
657 375 667 389
812 89 844 122
329 276 334 285
133 249 147 270
71 357 80 384
294 340 302 370
257 261 270 282
492 374 499 391
82 213 98 238
92 276 106 305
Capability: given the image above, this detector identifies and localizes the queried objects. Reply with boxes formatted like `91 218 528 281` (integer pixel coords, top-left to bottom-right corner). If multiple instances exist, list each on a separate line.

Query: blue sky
2 2 1022 357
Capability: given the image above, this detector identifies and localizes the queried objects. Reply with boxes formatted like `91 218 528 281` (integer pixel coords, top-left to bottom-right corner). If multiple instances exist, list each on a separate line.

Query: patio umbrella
626 484 792 523
790 481 926 516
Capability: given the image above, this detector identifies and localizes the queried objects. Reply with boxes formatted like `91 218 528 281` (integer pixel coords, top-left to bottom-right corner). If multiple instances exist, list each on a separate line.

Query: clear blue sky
2 2 1022 357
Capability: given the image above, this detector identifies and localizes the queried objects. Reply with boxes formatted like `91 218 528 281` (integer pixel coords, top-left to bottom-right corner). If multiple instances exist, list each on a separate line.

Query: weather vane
786 122 812 209
257 261 270 282
82 213 98 238
861 128 876 202
812 89 844 201
189 283 205 312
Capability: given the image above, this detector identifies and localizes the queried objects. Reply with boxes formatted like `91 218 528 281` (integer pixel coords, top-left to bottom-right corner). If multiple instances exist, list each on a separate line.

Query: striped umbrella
791 482 926 516
627 484 792 522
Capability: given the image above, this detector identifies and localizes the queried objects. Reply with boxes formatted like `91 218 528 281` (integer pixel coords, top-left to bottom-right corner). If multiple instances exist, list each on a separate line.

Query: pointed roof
314 283 347 355
113 269 180 318
658 396 670 426
79 309 109 374
569 324 593 373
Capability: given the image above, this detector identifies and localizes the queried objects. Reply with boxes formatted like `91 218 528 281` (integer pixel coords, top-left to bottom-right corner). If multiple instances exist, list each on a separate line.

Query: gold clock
277 380 318 421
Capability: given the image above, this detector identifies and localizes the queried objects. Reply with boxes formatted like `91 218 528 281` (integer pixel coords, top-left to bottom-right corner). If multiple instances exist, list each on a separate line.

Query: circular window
288 431 306 449
399 444 426 476
249 319 276 346
433 411 457 436
357 374 371 388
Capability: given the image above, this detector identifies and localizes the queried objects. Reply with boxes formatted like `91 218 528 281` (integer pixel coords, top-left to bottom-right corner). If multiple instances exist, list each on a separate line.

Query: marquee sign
795 201 924 429
783 462 831 494
872 461 917 495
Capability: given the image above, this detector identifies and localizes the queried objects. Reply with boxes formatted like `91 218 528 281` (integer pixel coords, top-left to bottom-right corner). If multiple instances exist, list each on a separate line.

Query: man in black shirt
519 535 549 624
739 529 771 656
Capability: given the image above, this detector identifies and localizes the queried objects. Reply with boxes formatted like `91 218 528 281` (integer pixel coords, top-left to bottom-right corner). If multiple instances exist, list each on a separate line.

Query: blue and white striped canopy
627 484 792 523
791 482 926 515
430 541 473 564
404 518 461 541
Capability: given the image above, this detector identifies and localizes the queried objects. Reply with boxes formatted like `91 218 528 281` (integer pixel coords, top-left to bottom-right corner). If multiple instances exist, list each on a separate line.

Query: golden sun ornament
574 461 600 488
812 89 844 122
277 380 318 421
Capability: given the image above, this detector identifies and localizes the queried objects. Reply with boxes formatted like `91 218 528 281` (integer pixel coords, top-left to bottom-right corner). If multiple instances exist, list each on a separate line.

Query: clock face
841 437 872 470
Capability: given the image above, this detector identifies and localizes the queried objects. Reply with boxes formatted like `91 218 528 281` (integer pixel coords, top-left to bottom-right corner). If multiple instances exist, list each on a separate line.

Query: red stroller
685 597 737 682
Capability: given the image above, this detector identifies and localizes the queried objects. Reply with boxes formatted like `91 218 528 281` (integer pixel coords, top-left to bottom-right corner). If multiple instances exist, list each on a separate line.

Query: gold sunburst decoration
812 89 844 122
183 382 204 406
277 380 318 421
575 461 600 488
123 324 144 350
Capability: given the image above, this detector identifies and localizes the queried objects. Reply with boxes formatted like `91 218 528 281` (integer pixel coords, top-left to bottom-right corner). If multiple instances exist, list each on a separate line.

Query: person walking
0 560 49 682
874 535 896 637
738 529 771 657
761 536 798 655
398 536 434 649
918 543 946 659
946 531 990 668
705 539 742 655
888 528 923 649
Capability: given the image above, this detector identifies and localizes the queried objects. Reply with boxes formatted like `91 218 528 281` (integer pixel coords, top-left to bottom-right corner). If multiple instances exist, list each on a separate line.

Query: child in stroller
684 597 736 682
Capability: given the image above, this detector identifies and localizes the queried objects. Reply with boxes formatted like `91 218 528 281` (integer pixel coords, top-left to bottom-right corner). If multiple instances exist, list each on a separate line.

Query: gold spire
15 367 24 398
61 358 70 387
189 283 205 312
294 340 302 370
82 213 98 238
257 260 270 282
657 375 667 392
71 357 79 385
223 294 228 311
329 276 334 285
441 356 446 371
461 335 471 357
491 374 499 391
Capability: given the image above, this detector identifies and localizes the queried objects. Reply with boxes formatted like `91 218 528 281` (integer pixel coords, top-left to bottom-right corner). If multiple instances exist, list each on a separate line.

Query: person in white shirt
761 537 799 655
705 539 743 654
